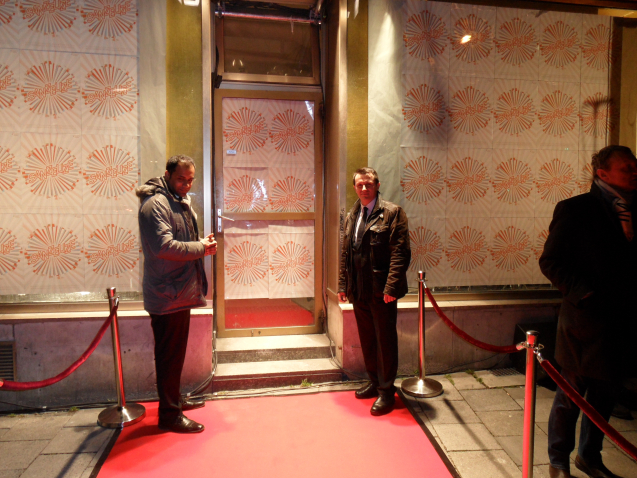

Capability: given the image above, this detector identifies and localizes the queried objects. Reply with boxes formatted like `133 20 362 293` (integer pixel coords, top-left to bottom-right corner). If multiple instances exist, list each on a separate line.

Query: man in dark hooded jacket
540 145 637 478
136 155 216 434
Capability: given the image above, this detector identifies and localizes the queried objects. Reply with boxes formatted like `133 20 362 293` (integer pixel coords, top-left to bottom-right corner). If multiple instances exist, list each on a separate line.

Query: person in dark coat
539 145 637 478
136 155 217 434
338 167 411 416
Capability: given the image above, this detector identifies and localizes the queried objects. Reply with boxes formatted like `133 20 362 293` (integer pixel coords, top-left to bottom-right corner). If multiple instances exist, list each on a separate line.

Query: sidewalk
0 370 635 477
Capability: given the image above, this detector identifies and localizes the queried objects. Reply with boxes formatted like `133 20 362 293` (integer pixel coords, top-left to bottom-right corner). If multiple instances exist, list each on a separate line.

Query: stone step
212 358 342 392
216 334 333 363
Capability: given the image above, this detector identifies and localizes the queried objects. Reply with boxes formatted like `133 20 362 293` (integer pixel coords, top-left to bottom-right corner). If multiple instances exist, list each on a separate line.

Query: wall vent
0 342 15 381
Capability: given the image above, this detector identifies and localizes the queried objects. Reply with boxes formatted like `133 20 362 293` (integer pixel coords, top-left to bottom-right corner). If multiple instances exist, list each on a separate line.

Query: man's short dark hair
591 145 636 177
166 155 196 175
352 167 379 185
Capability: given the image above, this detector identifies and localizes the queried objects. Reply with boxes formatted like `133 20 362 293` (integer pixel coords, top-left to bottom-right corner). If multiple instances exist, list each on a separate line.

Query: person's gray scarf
595 178 634 241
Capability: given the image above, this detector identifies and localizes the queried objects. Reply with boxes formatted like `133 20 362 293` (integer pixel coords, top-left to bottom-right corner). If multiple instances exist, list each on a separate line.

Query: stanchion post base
401 377 444 398
98 403 146 429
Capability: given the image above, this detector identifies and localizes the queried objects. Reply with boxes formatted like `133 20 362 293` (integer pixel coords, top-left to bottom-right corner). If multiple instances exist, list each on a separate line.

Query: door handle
217 209 235 232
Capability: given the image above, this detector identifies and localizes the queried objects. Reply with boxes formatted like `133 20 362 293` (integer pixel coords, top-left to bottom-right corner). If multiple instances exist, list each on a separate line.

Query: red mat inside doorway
97 392 455 478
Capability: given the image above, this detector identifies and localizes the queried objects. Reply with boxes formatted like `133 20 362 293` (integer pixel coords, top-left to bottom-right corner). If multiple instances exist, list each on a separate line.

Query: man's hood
135 177 166 199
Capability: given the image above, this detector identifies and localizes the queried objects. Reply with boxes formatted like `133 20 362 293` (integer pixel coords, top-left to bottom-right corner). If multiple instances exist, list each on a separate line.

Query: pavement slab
447 372 486 390
514 398 555 422
19 453 94 478
420 399 481 425
476 410 525 436
65 409 104 428
496 426 551 466
0 414 70 442
43 427 114 454
0 417 19 430
461 389 523 412
0 440 48 470
448 450 521 478
434 423 502 451
0 471 23 478
506 386 555 401
609 416 637 432
475 370 526 389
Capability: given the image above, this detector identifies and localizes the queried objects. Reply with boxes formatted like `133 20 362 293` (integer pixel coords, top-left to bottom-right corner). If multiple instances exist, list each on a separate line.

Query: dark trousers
548 368 620 470
150 309 191 420
352 296 398 396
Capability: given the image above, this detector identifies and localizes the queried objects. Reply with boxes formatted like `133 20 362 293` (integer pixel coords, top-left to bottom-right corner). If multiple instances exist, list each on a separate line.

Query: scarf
595 178 634 242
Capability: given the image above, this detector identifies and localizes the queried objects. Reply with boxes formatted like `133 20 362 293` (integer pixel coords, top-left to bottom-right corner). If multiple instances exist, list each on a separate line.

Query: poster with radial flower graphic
445 217 490 286
267 100 315 168
445 148 492 217
80 54 138 135
22 213 85 293
223 167 269 213
0 49 20 132
402 0 450 74
222 97 270 167
0 131 23 214
224 232 269 300
0 214 24 295
539 12 582 82
406 216 446 289
537 81 579 150
448 4 496 79
494 8 539 81
21 132 83 214
268 167 314 212
268 232 314 299
79 0 138 55
532 217 551 284
492 78 538 149
579 83 615 151
535 150 577 217
81 134 139 214
447 76 493 148
0 0 19 49
18 0 81 52
401 73 448 147
491 149 535 218
580 15 615 84
83 214 140 291
19 50 81 134
400 146 446 219
577 150 595 194
489 217 533 285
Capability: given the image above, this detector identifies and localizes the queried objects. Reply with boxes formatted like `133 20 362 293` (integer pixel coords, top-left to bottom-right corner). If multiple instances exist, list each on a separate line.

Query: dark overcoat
539 182 637 380
338 194 411 301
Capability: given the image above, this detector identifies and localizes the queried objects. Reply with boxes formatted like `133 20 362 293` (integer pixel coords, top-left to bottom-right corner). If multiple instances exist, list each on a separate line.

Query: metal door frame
213 88 324 338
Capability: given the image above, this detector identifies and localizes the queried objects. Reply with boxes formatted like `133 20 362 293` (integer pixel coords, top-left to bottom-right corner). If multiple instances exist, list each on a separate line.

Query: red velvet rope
540 360 637 461
0 306 117 392
424 288 518 354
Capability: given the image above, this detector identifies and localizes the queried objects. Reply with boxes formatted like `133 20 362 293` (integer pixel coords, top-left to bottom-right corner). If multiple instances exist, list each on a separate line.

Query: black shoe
611 403 633 421
355 382 379 399
158 415 205 434
549 465 572 478
182 398 205 411
574 455 620 478
370 394 395 416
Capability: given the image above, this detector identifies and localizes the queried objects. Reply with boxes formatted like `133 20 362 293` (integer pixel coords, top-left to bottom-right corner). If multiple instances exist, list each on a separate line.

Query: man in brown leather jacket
338 167 411 416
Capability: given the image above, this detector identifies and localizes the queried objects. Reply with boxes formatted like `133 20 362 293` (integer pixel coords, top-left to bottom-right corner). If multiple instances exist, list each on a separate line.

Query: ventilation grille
490 367 522 377
0 343 15 381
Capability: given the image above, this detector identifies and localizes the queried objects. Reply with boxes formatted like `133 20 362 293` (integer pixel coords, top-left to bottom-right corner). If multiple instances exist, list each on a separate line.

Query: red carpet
98 392 455 478
225 298 314 329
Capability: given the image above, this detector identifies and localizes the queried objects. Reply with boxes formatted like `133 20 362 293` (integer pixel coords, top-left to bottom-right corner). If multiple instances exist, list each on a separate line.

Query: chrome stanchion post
98 288 146 428
516 330 541 478
401 271 443 398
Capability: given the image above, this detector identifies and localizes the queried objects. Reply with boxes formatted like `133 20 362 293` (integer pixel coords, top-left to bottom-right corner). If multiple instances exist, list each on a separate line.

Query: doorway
214 89 324 338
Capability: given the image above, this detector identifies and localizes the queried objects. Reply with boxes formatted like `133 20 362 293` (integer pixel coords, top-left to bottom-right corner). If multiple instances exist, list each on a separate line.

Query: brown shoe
549 465 572 478
574 455 621 478
355 382 379 399
158 415 205 434
370 394 395 416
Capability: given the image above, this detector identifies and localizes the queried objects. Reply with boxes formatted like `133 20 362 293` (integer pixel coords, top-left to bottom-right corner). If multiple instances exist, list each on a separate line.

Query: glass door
214 89 323 337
